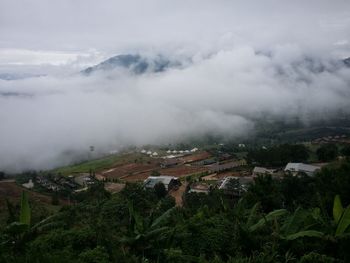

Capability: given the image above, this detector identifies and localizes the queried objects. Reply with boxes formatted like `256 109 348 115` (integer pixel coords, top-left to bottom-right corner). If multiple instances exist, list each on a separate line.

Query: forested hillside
1 160 350 263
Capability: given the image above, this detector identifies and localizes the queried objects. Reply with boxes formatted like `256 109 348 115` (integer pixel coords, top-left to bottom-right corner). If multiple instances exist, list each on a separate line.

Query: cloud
1 0 350 55
1 1 350 171
0 45 350 172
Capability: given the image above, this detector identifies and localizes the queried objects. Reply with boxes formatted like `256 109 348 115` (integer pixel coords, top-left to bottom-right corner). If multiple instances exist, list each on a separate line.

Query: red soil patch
160 165 208 177
122 172 150 182
180 151 211 163
101 162 159 179
0 182 69 209
169 182 188 207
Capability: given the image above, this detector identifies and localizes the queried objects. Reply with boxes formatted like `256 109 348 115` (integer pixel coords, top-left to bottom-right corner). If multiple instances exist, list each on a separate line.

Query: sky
0 0 350 172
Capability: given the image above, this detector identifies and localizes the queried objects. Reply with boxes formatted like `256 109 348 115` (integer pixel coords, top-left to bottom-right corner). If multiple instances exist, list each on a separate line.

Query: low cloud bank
1 46 350 172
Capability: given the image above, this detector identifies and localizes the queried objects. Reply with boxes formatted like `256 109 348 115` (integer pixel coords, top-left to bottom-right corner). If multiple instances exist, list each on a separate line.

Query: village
15 140 334 206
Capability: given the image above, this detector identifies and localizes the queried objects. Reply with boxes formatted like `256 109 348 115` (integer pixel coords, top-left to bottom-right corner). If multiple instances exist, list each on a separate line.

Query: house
144 176 181 191
74 174 94 187
219 176 254 196
284 163 321 176
160 158 179 168
22 179 34 189
188 182 210 194
36 176 60 191
252 167 275 177
216 153 232 161
208 160 246 173
200 158 217 165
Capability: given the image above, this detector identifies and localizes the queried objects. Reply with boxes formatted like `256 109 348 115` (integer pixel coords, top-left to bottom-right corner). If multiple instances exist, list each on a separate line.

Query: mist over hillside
1 48 350 172
1 0 350 172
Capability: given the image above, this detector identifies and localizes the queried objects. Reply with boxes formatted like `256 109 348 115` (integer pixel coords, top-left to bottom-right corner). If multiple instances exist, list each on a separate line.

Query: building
284 163 321 176
74 174 94 187
22 179 34 189
160 158 179 168
188 182 211 194
144 176 181 191
218 176 254 196
252 167 275 177
208 160 246 173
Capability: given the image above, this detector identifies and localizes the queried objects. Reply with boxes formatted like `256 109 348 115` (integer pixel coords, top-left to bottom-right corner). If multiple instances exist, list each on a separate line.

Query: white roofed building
144 176 181 191
252 167 275 177
284 163 321 176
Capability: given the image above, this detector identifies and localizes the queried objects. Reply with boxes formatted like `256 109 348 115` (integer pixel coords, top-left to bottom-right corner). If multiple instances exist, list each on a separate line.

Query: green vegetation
53 153 147 176
316 144 339 162
2 159 350 262
247 144 309 166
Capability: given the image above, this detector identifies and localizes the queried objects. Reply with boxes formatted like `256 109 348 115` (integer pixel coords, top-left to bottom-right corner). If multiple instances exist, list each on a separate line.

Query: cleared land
180 151 211 163
101 161 159 179
121 165 209 182
54 153 153 176
169 182 188 207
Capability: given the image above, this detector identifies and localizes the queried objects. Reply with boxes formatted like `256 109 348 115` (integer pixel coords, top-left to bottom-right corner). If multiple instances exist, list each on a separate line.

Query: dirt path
0 179 15 183
169 182 188 207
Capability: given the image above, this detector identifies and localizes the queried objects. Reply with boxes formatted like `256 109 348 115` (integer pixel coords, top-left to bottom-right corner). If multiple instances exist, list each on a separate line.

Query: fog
0 1 350 172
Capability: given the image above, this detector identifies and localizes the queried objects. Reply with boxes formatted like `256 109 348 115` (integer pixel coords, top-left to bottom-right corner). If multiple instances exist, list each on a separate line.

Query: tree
154 182 167 199
341 145 350 157
316 144 338 162
245 175 283 212
120 203 176 259
247 144 309 166
280 174 317 210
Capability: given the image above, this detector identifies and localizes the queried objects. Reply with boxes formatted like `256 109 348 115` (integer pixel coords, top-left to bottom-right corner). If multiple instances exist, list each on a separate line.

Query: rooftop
284 163 321 174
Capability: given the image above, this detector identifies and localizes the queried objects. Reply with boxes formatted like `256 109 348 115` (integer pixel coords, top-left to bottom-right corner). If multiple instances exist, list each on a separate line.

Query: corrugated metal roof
284 163 320 173
144 176 178 190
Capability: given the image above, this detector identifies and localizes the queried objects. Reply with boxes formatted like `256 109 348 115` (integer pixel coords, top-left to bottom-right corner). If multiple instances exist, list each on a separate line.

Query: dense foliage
316 144 339 162
247 144 309 166
1 161 350 262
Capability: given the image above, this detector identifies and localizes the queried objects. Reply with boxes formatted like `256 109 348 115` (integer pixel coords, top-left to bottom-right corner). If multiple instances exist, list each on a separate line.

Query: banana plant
333 195 350 236
279 207 324 240
120 202 177 257
19 191 31 226
1 191 32 249
239 202 324 241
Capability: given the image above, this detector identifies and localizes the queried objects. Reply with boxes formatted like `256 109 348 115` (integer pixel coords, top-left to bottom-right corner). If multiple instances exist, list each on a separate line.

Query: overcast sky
1 1 350 172
1 0 350 66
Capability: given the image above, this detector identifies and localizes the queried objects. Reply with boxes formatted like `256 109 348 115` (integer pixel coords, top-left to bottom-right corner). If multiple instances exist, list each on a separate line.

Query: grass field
53 152 151 176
